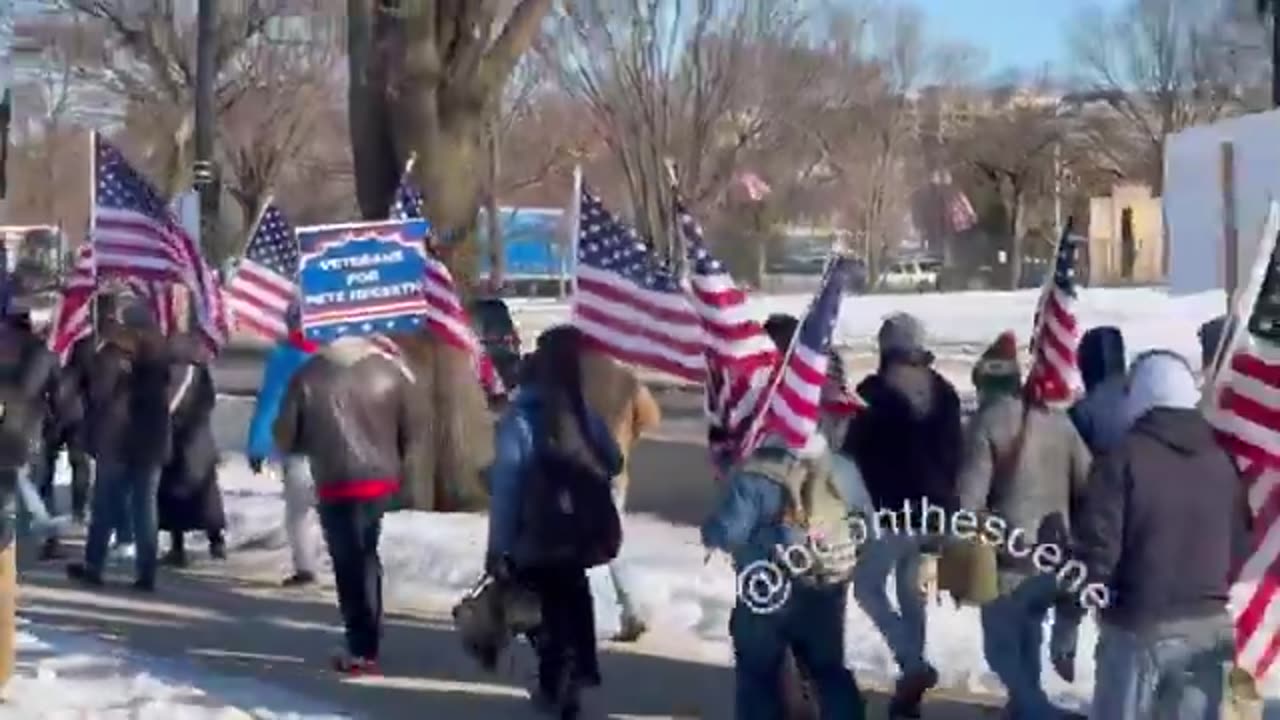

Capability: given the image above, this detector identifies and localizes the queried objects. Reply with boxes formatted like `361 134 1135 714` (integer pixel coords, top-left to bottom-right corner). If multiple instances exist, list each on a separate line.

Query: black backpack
516 411 622 570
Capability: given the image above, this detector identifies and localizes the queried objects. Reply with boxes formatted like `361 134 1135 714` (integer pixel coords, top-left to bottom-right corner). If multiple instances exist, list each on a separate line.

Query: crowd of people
0 282 1252 719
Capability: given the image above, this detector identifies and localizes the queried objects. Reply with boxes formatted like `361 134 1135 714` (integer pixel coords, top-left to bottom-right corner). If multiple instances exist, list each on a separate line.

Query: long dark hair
531 325 589 442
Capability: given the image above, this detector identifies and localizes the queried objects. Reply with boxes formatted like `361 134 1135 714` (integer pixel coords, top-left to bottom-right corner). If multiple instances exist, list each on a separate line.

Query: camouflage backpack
740 446 857 587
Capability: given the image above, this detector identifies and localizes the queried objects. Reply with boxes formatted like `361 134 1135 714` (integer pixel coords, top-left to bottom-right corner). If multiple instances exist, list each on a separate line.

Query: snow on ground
508 287 1228 370
4 616 346 719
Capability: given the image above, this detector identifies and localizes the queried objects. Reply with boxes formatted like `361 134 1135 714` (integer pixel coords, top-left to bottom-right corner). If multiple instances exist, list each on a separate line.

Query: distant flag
389 172 505 397
91 135 227 350
676 196 778 463
571 187 703 382
745 257 854 451
946 189 978 233
1209 208 1280 680
1026 223 1082 404
224 203 299 340
733 171 772 203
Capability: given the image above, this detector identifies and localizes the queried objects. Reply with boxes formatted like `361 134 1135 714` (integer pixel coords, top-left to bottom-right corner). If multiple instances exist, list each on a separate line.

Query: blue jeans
730 583 865 720
852 532 928 676
981 572 1059 717
1092 615 1232 720
84 462 160 583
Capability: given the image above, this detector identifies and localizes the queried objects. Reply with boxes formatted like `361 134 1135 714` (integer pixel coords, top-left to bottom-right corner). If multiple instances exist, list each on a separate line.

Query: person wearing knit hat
972 331 1021 409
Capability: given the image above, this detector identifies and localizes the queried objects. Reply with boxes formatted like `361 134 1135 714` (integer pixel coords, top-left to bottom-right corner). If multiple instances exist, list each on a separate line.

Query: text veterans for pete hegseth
853 499 1111 611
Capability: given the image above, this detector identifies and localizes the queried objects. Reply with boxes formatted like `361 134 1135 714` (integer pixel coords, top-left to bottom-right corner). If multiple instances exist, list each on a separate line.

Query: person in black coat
157 337 226 567
844 312 963 717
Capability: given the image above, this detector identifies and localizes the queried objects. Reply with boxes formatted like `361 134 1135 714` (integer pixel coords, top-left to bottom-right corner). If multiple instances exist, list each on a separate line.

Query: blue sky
919 0 1124 76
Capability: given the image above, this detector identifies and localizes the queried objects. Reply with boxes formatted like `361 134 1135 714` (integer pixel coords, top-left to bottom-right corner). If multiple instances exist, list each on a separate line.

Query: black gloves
248 456 264 474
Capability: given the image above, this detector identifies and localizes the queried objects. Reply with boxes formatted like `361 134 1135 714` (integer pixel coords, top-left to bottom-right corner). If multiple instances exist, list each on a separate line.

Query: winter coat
246 331 318 461
1070 327 1130 455
84 326 172 468
0 322 59 468
1075 356 1249 630
955 394 1091 574
845 362 963 513
701 436 860 577
486 386 622 561
158 362 225 533
273 337 416 503
579 350 661 498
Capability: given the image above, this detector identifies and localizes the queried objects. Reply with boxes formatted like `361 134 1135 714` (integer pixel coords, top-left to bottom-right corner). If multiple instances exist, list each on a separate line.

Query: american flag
676 198 778 463
1026 224 1082 405
48 245 176 360
225 203 298 340
745 257 853 451
389 175 505 397
1211 229 1280 680
572 188 703 382
92 136 227 350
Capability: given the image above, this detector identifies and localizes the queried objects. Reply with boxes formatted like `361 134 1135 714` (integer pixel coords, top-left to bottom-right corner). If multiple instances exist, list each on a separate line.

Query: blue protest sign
297 219 431 342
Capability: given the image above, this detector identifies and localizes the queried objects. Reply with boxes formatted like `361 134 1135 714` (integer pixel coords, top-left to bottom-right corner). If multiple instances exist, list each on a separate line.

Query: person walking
1076 350 1246 719
701 421 866 720
34 333 93 528
1069 326 1129 456
843 312 963 717
158 335 226 567
272 335 415 674
579 346 660 642
245 306 320 586
66 298 173 591
955 341 1091 718
487 325 623 717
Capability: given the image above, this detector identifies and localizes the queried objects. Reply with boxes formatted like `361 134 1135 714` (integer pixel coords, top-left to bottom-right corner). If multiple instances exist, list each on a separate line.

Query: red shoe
331 652 379 676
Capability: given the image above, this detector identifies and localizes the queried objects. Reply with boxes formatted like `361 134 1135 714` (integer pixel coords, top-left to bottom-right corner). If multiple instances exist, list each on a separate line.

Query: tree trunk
347 0 398 221
1004 179 1025 291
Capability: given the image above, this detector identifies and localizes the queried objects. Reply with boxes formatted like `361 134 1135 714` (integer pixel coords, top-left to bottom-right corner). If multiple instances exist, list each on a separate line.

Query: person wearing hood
955 344 1091 717
1075 350 1247 719
1069 326 1129 455
843 312 961 716
246 304 322 587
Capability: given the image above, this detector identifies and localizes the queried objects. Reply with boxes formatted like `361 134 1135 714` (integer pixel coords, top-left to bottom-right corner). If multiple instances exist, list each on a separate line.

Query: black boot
208 530 227 560
162 532 188 568
66 562 104 587
39 537 67 561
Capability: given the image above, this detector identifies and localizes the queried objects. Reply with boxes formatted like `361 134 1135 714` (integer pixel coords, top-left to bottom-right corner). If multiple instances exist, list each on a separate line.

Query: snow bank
508 287 1228 369
6 618 346 719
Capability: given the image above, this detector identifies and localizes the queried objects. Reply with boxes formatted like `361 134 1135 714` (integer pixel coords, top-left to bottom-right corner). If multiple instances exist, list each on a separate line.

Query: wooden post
1223 141 1239 313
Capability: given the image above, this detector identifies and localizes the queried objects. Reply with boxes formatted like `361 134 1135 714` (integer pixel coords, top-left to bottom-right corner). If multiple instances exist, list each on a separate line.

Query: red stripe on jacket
316 478 399 502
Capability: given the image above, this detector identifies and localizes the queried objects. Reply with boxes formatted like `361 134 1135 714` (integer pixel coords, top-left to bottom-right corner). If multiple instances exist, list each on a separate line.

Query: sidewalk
17 549 1003 719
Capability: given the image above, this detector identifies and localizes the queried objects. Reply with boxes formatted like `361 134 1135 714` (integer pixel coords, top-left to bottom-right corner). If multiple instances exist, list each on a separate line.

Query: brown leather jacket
579 351 662 497
273 338 415 503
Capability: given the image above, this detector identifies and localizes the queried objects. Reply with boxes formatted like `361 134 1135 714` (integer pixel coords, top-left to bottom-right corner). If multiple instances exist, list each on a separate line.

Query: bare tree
951 81 1066 289
61 0 291 198
219 10 342 237
1069 0 1247 192
347 0 552 288
548 0 810 266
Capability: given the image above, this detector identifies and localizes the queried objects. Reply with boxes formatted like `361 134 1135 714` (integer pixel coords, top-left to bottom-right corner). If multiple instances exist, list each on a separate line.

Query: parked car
876 258 942 292
468 297 522 392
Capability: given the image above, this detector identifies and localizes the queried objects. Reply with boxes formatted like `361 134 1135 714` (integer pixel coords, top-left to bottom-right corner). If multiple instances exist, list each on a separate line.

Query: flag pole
88 129 98 342
233 195 274 264
1202 199 1280 410
566 164 582 299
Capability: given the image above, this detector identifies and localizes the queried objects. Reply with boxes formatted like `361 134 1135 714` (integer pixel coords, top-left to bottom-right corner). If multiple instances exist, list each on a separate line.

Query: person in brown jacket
273 335 416 675
579 349 661 641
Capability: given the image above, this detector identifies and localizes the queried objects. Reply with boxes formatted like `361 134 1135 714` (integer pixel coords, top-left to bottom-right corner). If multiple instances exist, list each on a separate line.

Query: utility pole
194 0 218 259
1273 1 1280 108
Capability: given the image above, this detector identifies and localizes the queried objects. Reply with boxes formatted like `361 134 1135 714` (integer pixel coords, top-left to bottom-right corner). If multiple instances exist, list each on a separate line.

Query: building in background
1087 183 1165 285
